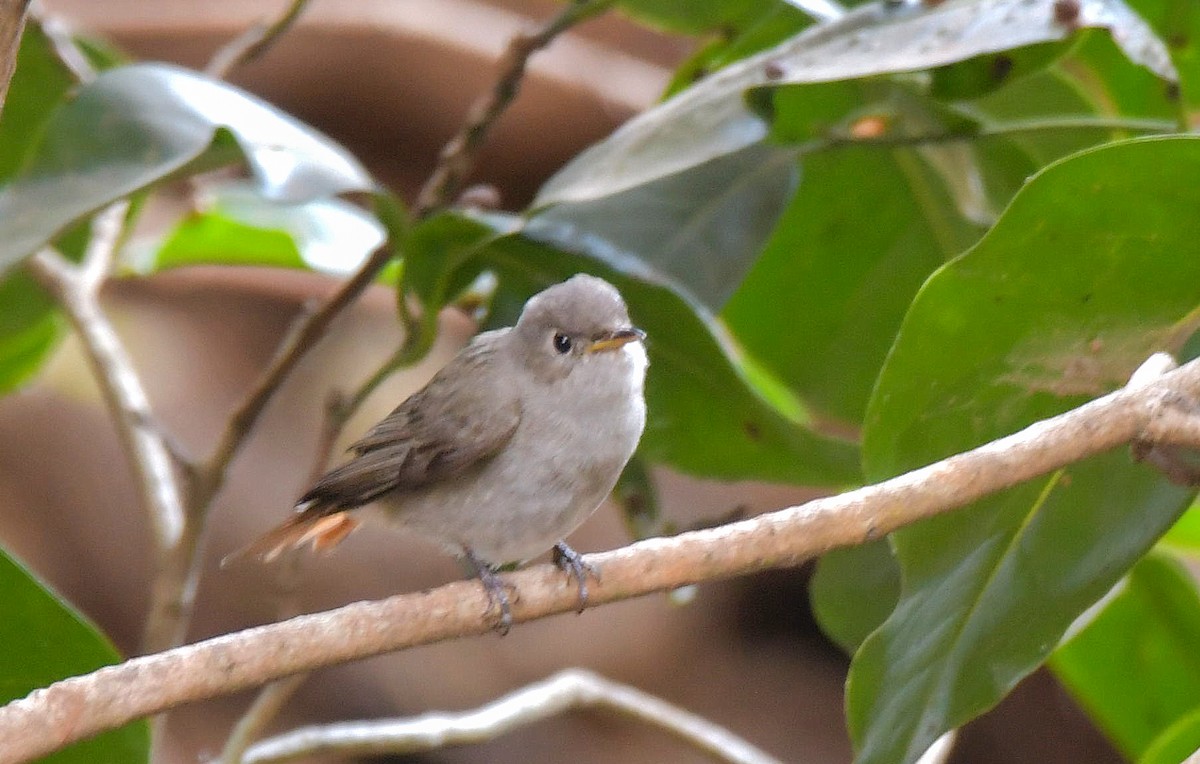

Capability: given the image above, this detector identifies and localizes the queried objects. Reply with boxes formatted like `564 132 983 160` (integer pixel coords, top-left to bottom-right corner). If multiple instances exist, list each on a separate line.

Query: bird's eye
552 333 573 354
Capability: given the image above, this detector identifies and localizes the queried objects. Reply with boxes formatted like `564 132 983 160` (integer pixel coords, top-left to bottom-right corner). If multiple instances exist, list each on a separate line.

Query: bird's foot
463 548 516 635
553 541 600 614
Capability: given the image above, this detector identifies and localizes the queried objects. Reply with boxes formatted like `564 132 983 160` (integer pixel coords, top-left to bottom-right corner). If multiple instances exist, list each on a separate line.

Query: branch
0 0 30 121
141 246 395 654
237 669 781 764
5 353 1200 762
205 0 312 79
25 242 186 556
413 0 616 217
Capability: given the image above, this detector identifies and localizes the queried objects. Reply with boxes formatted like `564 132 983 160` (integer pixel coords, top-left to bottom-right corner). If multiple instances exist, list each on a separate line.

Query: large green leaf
536 0 1173 207
0 62 375 279
847 137 1200 764
1051 554 1200 759
809 540 900 655
534 142 797 309
147 181 386 276
0 546 148 762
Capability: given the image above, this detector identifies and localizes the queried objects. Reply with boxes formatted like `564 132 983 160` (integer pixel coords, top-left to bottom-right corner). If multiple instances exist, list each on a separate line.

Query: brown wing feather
298 330 522 511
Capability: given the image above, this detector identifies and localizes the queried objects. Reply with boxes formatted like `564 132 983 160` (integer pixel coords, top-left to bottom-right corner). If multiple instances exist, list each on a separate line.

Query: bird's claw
553 541 600 614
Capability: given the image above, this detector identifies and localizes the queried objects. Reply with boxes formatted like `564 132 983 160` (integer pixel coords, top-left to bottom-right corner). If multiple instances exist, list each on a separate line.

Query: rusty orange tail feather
222 511 361 567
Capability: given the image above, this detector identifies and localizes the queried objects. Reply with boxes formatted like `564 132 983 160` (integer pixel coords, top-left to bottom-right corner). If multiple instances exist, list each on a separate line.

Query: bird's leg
462 547 515 635
553 541 600 614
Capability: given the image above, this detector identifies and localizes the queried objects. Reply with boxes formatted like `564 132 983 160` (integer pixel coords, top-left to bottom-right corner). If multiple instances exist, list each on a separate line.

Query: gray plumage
240 274 648 572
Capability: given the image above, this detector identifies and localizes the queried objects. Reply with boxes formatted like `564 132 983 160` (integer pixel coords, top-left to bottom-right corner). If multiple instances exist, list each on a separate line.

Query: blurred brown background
1 2 1119 761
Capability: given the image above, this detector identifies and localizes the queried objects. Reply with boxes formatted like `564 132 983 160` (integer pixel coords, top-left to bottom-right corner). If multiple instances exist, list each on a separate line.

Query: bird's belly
377 408 641 564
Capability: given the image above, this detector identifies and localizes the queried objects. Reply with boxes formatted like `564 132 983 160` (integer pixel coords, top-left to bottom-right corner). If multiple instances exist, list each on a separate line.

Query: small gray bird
237 274 647 631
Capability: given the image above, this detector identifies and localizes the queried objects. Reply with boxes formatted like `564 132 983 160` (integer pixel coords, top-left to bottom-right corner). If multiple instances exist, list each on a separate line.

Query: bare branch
237 669 781 764
205 0 312 79
26 249 186 555
0 0 31 121
6 354 1200 761
140 246 395 654
414 0 617 217
219 675 308 764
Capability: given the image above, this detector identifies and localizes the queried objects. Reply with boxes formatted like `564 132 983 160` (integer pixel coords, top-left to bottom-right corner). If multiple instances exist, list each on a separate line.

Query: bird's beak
588 327 646 354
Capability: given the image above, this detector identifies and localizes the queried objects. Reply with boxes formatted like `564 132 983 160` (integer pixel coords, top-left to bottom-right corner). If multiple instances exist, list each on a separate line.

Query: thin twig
237 669 781 764
140 245 395 654
205 0 313 79
414 0 617 217
219 676 308 764
26 248 186 556
0 0 30 121
6 353 1200 762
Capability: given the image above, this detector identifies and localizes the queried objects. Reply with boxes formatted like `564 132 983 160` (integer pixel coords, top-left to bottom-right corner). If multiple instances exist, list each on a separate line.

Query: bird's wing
298 333 522 511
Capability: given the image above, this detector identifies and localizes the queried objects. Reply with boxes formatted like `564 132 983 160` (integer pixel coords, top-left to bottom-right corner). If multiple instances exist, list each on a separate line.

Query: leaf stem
205 0 313 79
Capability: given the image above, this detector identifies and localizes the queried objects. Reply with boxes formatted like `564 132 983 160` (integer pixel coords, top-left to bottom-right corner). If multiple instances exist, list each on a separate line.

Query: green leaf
1140 706 1200 764
0 19 84 395
1159 501 1200 554
809 540 901 654
1117 0 1200 110
0 270 64 395
147 182 385 276
1051 554 1200 759
0 22 77 182
537 0 1174 207
0 62 375 279
615 0 783 34
848 136 1200 764
534 142 798 309
0 546 148 762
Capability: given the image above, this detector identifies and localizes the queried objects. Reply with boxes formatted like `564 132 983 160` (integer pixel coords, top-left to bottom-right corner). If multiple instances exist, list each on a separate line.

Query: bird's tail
221 509 361 567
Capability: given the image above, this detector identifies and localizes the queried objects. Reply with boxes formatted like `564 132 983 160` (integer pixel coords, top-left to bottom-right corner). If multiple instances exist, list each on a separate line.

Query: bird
232 274 648 632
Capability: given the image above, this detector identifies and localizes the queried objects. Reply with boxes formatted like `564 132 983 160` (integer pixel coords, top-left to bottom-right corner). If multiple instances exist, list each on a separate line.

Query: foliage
3 0 1200 762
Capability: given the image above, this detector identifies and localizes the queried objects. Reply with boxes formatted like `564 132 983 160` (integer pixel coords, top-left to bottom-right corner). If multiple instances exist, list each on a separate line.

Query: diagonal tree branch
413 0 617 217
26 237 186 557
4 352 1200 763
205 0 312 79
237 668 781 764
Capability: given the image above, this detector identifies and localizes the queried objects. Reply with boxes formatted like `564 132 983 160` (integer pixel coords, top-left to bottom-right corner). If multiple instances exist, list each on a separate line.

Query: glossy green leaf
0 546 148 762
148 182 385 276
534 142 797 309
725 77 1036 426
1051 554 1200 759
0 62 375 279
537 0 1174 207
809 540 901 655
787 67 1104 642
848 137 1200 764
